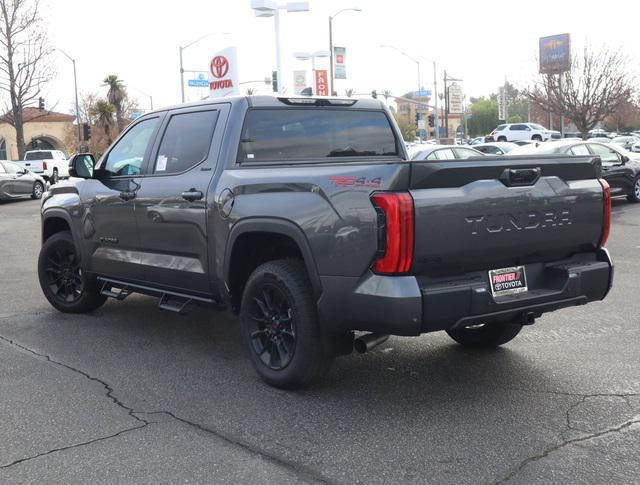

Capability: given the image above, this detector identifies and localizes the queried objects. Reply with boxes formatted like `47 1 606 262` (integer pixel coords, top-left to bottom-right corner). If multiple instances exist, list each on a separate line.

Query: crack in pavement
0 334 331 484
492 411 640 484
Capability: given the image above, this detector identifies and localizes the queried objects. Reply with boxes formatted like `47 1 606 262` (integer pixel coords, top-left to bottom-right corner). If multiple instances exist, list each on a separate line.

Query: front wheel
31 181 44 199
240 259 334 389
38 231 106 313
627 176 640 203
446 321 523 348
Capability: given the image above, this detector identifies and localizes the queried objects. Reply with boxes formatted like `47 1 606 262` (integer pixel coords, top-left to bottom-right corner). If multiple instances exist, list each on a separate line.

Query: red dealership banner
315 69 329 96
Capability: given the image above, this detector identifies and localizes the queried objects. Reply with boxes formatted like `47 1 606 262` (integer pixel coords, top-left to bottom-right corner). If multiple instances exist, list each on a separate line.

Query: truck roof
151 95 386 115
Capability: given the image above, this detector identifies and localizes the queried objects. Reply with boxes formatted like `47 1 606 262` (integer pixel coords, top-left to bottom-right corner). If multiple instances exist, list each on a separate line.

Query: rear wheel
627 175 640 203
38 231 106 313
31 181 44 199
532 135 542 141
497 136 507 142
446 321 522 348
240 259 334 389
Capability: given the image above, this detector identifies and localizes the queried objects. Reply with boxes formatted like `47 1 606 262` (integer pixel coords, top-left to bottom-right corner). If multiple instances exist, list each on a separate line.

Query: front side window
153 110 218 174
3 162 22 174
455 148 480 159
239 109 398 162
0 163 6 174
589 144 621 164
101 118 159 176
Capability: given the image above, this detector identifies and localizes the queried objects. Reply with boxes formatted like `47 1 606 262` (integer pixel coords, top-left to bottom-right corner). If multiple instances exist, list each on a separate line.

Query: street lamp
179 31 230 103
328 7 361 96
56 49 81 148
251 0 310 94
293 50 330 94
380 45 440 141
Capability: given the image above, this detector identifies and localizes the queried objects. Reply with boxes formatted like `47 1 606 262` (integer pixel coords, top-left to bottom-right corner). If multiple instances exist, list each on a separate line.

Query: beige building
0 107 75 160
395 92 462 139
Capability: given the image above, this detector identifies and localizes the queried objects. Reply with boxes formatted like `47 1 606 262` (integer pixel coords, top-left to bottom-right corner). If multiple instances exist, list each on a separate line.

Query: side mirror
622 155 629 164
69 153 95 178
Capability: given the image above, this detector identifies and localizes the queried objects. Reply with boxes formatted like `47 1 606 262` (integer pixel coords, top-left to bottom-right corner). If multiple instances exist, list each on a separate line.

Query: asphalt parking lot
0 197 638 484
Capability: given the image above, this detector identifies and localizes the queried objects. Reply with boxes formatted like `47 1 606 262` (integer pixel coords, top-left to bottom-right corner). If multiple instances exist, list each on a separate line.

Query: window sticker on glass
156 155 168 171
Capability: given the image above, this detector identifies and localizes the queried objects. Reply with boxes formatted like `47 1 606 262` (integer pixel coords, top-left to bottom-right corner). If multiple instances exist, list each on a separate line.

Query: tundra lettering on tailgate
465 209 572 235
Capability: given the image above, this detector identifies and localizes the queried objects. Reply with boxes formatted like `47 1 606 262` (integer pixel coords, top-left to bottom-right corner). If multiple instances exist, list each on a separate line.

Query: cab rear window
239 109 399 162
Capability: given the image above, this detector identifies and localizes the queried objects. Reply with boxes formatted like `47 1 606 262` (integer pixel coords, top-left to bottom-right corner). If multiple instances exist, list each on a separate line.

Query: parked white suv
16 150 69 184
486 123 557 143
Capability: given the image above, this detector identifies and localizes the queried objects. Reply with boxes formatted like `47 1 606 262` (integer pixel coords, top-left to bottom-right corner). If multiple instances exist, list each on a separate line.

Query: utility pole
444 70 449 138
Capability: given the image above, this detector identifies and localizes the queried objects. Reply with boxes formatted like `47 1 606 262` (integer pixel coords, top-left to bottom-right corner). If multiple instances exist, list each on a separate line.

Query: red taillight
42 161 47 170
371 192 414 274
598 179 611 247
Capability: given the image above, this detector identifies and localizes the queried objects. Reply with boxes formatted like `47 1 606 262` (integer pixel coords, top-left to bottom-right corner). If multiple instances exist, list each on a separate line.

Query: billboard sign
293 70 307 95
315 69 329 96
209 47 239 98
333 46 346 79
448 82 463 114
189 72 209 88
539 34 571 74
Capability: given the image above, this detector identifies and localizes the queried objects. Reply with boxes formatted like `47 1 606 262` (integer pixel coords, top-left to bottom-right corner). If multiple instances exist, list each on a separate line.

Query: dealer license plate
488 266 528 297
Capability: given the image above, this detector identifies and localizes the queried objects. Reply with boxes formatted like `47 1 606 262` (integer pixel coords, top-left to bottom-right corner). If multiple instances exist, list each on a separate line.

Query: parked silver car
0 161 46 200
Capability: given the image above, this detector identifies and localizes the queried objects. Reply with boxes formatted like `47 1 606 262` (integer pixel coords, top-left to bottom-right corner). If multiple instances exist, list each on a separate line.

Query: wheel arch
42 209 74 244
224 218 322 311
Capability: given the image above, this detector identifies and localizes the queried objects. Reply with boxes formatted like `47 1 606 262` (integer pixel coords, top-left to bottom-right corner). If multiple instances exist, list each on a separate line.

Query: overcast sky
43 0 640 113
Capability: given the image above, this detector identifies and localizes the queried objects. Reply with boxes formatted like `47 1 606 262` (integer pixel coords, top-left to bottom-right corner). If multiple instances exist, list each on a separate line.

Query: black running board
97 277 219 314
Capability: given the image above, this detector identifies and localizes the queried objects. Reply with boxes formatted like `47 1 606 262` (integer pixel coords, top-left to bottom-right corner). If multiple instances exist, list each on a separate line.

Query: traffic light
428 114 435 127
271 71 278 92
82 122 92 141
38 97 45 110
371 90 377 99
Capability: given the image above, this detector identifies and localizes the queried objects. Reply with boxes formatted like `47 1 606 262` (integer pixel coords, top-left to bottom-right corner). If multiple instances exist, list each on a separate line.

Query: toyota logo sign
210 56 229 79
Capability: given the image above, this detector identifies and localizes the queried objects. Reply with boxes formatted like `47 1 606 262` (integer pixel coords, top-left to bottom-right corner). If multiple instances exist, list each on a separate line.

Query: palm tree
90 100 116 145
103 75 127 133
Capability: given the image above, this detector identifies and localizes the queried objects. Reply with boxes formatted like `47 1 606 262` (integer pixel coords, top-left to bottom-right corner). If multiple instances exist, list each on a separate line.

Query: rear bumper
318 250 613 336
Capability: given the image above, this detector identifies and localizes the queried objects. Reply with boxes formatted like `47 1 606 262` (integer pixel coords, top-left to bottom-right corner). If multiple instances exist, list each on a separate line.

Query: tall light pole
179 31 230 103
379 45 441 140
328 8 361 96
251 1 310 94
56 49 81 148
293 50 330 94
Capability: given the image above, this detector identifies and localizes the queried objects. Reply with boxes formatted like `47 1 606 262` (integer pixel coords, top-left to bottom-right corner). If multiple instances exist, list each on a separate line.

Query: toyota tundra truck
38 95 613 388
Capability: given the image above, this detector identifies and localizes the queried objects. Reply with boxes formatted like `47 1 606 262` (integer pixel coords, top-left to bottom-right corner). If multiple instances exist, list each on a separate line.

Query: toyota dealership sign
209 47 239 98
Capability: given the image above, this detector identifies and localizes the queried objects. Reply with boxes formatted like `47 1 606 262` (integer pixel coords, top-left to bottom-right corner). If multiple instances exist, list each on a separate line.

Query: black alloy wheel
37 231 106 313
247 283 296 370
43 238 84 304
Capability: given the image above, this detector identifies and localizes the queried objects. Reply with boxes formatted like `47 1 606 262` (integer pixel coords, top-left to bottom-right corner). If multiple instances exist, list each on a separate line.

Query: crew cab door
133 105 226 295
80 116 163 281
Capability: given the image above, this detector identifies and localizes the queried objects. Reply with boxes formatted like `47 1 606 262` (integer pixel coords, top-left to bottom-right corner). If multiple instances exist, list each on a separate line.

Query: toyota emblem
210 56 229 79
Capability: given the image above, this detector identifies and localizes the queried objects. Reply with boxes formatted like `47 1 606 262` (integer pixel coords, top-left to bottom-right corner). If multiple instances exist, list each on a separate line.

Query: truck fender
224 218 322 298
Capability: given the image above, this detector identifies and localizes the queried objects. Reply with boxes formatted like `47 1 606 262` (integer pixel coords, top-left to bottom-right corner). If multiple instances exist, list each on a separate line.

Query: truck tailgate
18 160 45 174
409 155 605 276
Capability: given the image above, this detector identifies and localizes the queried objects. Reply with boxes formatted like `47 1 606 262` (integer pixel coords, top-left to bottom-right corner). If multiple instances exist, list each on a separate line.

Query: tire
31 181 44 199
446 321 522 348
532 135 542 141
240 259 334 389
627 176 640 203
497 136 507 142
38 231 107 313
51 169 59 185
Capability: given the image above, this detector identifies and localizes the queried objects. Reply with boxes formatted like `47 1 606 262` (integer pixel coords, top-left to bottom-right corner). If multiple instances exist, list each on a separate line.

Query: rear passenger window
239 109 398 162
569 145 590 156
154 110 218 174
435 148 455 160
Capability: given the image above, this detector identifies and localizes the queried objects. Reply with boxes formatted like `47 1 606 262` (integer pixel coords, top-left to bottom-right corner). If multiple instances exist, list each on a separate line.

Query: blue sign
188 79 209 88
129 111 144 120
413 89 432 98
539 34 571 74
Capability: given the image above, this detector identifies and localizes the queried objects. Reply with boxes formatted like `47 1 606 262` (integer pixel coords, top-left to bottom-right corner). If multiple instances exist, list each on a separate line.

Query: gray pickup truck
38 95 613 388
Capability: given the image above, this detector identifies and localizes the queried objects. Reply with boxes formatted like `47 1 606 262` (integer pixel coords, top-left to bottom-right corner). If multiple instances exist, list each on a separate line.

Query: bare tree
0 0 53 159
527 47 634 138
